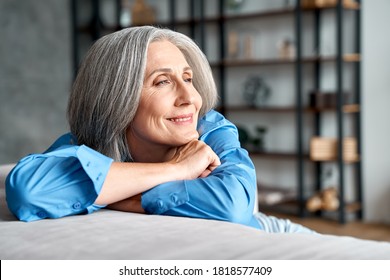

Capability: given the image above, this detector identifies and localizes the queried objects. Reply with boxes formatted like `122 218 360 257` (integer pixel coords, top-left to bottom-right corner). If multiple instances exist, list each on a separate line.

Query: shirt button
73 202 82 209
86 161 91 167
157 199 164 208
37 211 47 219
171 194 178 203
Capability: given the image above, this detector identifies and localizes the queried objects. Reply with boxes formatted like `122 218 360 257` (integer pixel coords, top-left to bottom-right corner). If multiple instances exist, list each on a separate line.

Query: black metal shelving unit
70 0 363 224
333 0 363 223
294 0 363 223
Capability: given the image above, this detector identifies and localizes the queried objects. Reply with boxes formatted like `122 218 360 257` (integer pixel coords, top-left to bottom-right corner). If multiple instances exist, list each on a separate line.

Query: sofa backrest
0 164 14 190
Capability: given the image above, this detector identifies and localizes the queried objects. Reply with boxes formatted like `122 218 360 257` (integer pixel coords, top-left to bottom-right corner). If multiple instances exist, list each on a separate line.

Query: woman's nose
175 82 194 106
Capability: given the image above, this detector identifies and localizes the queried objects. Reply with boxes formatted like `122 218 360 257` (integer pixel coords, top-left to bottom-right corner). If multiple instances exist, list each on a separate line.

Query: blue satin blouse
5 110 261 229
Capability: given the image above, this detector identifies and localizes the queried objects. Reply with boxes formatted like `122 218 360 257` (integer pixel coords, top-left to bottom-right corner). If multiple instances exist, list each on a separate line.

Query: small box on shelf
131 0 156 26
301 0 359 9
309 91 352 110
310 137 358 162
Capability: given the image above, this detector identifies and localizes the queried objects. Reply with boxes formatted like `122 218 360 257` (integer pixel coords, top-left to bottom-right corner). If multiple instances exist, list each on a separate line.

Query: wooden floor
267 212 390 242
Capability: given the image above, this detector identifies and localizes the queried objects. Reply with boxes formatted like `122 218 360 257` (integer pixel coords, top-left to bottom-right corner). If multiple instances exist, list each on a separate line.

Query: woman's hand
169 139 221 179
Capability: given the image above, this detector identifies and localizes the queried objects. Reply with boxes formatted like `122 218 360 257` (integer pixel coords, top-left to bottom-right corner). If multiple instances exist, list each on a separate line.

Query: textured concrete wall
0 0 71 164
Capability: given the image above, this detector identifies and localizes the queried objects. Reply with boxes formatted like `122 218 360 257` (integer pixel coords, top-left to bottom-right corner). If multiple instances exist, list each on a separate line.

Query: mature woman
6 26 313 233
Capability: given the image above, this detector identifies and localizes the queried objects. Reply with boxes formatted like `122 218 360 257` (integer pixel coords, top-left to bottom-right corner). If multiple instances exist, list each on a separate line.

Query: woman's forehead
145 41 189 73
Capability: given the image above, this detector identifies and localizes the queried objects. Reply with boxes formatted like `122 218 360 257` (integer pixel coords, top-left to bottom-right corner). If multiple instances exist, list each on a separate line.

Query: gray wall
0 0 71 164
362 0 390 223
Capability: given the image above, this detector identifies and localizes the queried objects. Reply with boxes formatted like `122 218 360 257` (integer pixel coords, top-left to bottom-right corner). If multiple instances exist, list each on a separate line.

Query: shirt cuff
76 145 114 197
87 203 106 214
141 180 189 214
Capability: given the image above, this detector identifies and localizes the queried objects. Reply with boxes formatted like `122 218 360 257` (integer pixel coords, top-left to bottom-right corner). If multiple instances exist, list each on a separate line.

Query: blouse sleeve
141 112 259 228
5 143 113 222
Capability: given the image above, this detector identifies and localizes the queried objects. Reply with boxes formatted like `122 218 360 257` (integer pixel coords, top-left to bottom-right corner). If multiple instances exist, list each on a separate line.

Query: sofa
1 163 390 259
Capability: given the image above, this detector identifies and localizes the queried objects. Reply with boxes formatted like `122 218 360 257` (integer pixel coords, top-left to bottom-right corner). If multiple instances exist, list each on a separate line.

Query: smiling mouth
167 114 193 124
168 116 191 122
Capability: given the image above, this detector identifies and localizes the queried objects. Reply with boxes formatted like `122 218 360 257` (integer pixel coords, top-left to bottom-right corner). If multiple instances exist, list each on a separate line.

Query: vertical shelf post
218 0 226 115
115 0 121 30
336 0 346 224
91 0 101 40
295 0 305 217
199 0 206 53
189 0 196 39
355 0 363 220
169 0 177 30
313 8 323 200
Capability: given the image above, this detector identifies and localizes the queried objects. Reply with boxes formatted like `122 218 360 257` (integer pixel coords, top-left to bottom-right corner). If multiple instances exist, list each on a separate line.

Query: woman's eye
184 77 193 83
155 79 170 86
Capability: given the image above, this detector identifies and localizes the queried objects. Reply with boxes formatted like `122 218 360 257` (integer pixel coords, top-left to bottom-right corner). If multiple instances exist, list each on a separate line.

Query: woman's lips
167 114 193 124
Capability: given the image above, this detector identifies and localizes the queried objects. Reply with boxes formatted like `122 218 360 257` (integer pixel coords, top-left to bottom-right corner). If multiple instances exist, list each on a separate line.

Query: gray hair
67 26 218 162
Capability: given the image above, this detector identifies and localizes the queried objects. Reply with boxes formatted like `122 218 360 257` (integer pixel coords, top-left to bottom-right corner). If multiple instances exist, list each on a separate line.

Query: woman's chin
174 134 199 145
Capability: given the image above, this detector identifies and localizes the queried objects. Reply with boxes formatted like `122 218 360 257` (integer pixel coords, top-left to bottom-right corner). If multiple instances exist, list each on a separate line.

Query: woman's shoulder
198 110 237 137
44 133 78 153
199 109 225 123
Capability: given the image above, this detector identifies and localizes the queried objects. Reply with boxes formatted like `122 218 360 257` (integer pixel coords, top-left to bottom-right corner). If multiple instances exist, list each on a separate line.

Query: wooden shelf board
308 104 360 113
215 54 360 67
151 7 297 26
310 156 360 163
224 106 296 113
222 8 295 21
248 150 360 163
221 58 295 67
249 151 310 160
223 104 360 113
302 1 360 10
259 199 361 215
166 3 360 25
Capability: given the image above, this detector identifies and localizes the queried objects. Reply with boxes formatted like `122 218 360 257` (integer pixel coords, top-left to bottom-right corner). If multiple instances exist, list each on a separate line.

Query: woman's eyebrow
147 66 192 79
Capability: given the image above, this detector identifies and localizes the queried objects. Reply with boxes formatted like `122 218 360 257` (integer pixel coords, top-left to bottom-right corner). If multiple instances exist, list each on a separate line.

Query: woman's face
127 40 203 160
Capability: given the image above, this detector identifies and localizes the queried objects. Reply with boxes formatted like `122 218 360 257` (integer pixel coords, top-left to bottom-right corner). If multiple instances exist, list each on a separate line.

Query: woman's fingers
171 139 220 179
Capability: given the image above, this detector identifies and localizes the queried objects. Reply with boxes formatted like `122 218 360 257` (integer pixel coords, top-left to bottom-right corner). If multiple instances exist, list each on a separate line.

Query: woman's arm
6 144 113 221
95 139 220 205
6 135 220 221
